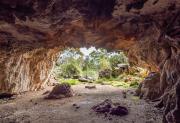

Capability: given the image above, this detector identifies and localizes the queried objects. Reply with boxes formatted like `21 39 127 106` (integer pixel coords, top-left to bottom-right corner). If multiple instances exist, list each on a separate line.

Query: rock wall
0 0 180 122
160 44 180 123
0 47 60 93
136 72 161 100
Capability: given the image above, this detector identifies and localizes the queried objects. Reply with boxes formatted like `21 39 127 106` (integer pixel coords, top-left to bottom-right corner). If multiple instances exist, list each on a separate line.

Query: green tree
54 48 83 79
54 48 129 80
89 48 109 70
109 52 128 69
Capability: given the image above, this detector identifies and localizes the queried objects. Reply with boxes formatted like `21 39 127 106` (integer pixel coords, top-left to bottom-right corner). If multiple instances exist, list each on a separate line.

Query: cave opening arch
0 0 179 122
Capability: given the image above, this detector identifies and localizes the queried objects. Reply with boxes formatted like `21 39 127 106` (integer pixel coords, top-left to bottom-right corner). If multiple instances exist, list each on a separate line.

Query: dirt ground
0 84 163 123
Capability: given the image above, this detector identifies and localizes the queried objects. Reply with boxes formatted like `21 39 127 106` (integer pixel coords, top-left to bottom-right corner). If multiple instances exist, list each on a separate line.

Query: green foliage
55 48 128 80
88 48 109 70
54 48 83 79
109 52 128 69
112 81 130 88
99 57 111 71
130 81 139 88
60 79 80 85
53 47 147 89
60 63 82 78
82 70 99 80
95 73 144 88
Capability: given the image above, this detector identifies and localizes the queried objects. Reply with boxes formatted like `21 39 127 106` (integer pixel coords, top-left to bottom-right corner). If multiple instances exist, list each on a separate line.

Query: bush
130 81 139 88
60 63 82 78
82 70 99 80
99 69 112 79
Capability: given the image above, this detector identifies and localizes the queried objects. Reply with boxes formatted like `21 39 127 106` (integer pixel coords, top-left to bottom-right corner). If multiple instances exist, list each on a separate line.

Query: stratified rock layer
0 0 179 122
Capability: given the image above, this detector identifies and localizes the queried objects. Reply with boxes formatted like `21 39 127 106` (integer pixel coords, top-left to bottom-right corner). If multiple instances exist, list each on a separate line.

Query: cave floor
0 84 163 123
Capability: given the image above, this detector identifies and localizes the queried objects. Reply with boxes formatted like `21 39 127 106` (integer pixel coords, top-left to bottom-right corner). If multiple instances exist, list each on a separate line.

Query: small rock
42 91 50 95
122 91 127 98
72 103 77 107
109 106 128 116
72 103 80 109
104 113 108 117
75 106 80 109
108 117 112 120
85 85 96 89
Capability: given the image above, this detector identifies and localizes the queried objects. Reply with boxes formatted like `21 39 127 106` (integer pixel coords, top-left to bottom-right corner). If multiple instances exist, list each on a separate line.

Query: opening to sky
80 47 96 56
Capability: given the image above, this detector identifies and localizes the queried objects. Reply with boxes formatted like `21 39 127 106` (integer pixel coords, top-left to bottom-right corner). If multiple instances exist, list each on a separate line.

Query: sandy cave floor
0 84 163 123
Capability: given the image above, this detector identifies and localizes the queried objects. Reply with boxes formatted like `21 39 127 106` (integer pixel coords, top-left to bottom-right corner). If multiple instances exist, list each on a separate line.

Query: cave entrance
44 46 156 122
52 46 149 91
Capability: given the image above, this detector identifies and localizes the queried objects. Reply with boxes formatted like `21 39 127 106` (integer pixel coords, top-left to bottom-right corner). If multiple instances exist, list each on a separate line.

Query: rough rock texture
0 48 60 93
92 99 128 116
0 0 180 122
136 72 161 100
45 83 73 99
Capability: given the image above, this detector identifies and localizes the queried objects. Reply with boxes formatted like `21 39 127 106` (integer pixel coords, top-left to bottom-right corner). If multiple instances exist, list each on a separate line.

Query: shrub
60 63 82 78
130 81 139 88
99 69 112 79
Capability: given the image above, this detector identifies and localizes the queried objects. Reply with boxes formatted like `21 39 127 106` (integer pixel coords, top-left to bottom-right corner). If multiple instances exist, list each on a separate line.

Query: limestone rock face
0 0 180 122
0 48 60 93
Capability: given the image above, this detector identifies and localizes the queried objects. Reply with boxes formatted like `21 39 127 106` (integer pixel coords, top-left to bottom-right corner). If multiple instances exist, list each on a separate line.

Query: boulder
117 64 129 71
45 83 73 99
78 77 94 83
112 64 129 77
136 72 161 100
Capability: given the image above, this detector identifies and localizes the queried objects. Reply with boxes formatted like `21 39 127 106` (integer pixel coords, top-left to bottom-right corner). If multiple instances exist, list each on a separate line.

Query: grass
59 78 80 85
57 68 146 88
95 73 144 88
96 80 139 88
57 73 144 89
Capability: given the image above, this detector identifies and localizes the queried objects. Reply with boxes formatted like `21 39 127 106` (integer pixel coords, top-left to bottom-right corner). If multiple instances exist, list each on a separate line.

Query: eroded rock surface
92 99 128 116
0 0 180 122
0 48 60 93
136 72 161 100
45 83 73 99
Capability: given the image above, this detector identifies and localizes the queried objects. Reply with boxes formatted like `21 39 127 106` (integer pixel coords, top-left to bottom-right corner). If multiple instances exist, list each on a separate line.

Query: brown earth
0 84 162 123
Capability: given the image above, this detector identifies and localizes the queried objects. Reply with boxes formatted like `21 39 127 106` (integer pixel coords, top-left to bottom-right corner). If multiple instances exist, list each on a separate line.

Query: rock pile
92 99 128 117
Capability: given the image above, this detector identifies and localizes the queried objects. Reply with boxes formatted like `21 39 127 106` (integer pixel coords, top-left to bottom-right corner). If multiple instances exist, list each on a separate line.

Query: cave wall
0 47 60 93
0 0 180 122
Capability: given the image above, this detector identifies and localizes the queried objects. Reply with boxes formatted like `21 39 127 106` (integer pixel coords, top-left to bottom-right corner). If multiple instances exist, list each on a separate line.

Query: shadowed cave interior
0 0 180 123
